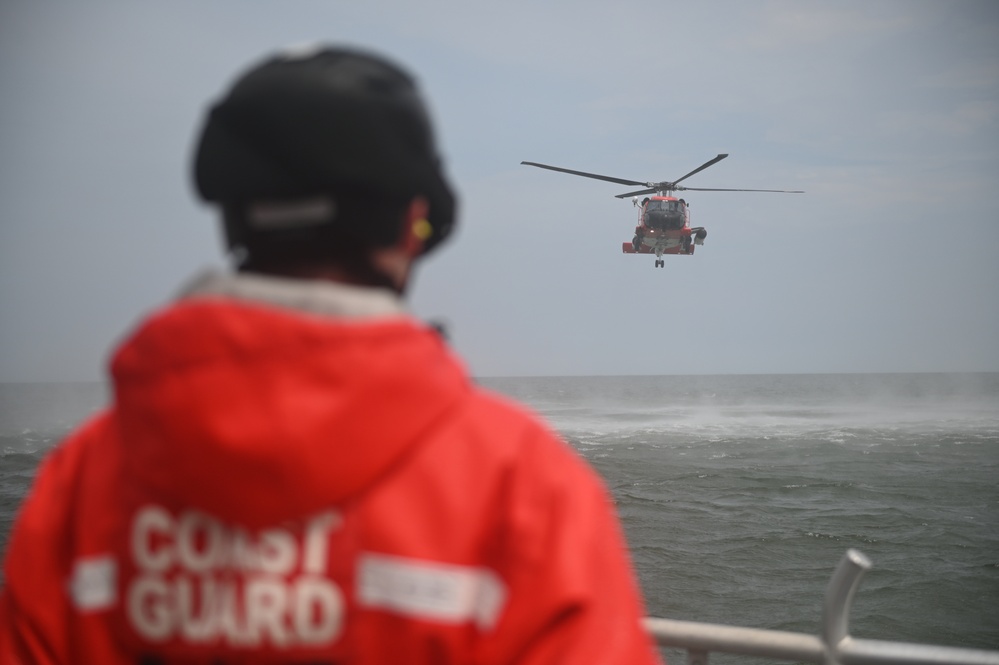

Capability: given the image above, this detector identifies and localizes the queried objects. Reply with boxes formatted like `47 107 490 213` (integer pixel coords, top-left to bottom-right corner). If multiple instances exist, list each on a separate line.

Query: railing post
821 549 872 665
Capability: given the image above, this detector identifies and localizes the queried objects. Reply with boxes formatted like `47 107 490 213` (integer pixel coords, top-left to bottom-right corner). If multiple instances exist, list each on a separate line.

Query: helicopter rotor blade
680 186 805 193
672 153 729 186
614 188 660 199
521 161 647 187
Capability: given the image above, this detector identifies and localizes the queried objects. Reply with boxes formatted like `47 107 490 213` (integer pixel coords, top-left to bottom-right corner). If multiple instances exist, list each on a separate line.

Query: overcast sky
1 0 997 381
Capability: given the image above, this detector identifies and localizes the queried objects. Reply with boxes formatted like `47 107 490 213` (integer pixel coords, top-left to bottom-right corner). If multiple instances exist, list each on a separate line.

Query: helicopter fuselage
622 196 706 266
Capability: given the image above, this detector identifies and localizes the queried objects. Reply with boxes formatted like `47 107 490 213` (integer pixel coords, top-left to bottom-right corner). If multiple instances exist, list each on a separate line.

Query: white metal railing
644 549 999 665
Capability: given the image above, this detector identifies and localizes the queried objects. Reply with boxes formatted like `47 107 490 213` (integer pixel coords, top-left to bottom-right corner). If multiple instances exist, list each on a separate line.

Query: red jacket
0 274 660 664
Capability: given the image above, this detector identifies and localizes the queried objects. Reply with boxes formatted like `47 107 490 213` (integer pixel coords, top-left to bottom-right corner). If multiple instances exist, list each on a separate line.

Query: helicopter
521 154 803 268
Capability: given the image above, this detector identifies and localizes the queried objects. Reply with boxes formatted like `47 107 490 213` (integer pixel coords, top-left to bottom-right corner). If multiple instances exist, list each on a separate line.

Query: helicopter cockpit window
644 200 685 230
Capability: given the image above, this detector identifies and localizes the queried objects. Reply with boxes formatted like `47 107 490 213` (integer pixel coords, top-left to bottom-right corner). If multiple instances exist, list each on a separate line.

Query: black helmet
193 45 456 258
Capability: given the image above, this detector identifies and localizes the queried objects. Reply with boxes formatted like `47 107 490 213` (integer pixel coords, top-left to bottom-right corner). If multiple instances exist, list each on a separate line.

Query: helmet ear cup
193 47 456 257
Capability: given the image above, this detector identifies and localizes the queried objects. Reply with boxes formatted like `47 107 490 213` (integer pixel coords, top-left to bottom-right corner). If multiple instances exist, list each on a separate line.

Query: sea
2 373 997 662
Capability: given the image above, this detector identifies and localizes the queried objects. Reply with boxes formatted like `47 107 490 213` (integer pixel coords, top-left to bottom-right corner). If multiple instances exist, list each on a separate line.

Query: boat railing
643 549 999 665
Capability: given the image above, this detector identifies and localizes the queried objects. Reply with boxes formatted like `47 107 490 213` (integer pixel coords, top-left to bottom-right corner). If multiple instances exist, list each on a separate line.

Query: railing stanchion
822 549 873 664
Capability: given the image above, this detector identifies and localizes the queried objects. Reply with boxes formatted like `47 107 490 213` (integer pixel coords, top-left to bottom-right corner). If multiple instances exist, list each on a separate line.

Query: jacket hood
110 272 469 528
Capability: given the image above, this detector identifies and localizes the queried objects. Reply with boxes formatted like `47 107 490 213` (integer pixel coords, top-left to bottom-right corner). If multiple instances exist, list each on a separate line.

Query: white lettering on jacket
127 506 342 648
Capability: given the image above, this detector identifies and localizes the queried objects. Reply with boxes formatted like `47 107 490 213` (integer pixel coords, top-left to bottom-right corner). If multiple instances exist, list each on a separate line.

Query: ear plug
413 219 433 240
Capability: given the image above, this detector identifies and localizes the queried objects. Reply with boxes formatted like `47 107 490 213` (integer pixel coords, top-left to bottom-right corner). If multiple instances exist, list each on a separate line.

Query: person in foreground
0 45 661 664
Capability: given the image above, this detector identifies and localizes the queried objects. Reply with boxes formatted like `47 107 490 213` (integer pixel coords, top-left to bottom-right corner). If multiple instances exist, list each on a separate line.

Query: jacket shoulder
0 411 117 662
8 411 115 525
